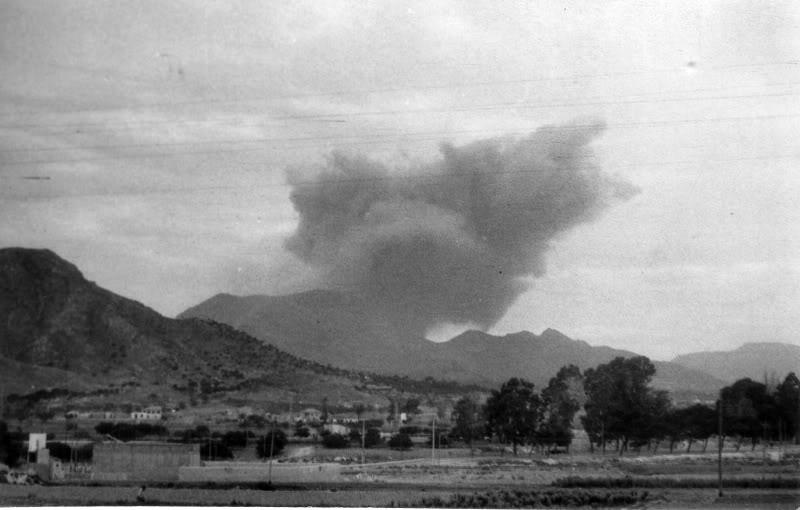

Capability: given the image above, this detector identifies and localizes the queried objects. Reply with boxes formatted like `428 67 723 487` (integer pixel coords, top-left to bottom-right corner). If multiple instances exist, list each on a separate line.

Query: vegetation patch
414 489 649 508
553 475 800 489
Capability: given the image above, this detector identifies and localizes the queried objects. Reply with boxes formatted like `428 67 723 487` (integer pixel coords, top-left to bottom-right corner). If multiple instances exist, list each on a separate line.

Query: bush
426 433 450 448
553 476 800 490
416 489 648 508
348 429 361 444
95 422 114 435
322 433 349 448
221 430 248 449
400 425 429 435
388 433 413 450
93 422 167 441
200 441 234 460
364 428 383 448
255 429 287 458
46 441 93 462
0 421 24 467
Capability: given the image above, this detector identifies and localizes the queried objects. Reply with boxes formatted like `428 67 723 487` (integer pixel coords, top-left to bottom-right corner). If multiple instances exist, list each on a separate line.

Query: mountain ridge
672 342 800 383
181 290 726 397
0 247 480 415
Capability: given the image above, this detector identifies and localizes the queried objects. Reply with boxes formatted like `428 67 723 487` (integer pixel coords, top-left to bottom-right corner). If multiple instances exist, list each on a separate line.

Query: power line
0 114 800 156
1 112 797 165
1 59 796 120
4 153 797 201
2 83 798 133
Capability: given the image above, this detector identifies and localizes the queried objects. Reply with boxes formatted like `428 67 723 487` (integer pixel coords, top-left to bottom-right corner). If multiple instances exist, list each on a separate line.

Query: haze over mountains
671 343 800 384
180 291 728 398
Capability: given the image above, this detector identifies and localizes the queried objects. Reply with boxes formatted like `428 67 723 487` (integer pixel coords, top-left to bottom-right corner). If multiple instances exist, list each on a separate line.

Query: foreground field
2 448 797 508
1 483 798 508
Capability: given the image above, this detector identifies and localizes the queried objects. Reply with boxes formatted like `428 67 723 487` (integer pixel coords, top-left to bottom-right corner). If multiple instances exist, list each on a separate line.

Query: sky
1 1 798 360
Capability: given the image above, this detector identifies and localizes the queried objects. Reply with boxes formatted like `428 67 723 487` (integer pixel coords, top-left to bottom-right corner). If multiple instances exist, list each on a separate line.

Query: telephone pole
717 397 723 498
431 415 436 464
361 416 366 465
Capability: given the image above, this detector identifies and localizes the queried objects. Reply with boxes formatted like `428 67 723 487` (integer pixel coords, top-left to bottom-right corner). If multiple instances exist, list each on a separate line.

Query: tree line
450 356 800 455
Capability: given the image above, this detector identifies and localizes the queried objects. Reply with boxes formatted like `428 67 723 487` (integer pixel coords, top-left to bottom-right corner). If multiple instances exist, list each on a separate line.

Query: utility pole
361 416 366 465
431 415 436 464
717 397 723 498
601 418 605 456
762 422 767 481
268 419 276 485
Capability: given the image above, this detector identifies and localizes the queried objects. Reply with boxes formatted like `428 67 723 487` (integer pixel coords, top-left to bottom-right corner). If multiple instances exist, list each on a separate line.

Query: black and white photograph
0 1 798 507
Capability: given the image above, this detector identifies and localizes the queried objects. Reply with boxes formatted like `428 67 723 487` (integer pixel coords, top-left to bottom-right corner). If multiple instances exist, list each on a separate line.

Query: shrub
255 430 287 458
200 441 234 460
322 433 349 448
0 421 24 467
45 441 93 462
221 430 248 449
364 428 383 448
388 433 413 450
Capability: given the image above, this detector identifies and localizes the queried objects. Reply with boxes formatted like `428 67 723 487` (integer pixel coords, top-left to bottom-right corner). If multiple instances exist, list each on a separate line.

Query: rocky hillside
0 248 480 414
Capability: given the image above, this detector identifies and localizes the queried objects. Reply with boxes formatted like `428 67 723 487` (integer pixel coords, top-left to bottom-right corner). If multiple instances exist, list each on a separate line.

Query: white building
131 406 162 421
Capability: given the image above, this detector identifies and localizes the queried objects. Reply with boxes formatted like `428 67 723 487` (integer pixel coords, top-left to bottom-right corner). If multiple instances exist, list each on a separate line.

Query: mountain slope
179 290 438 377
672 343 800 383
180 292 726 396
0 248 478 413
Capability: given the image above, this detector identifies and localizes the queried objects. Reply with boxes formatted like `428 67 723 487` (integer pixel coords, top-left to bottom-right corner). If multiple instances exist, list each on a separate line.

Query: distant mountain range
180 291 728 398
0 248 474 410
671 343 800 384
7 247 791 411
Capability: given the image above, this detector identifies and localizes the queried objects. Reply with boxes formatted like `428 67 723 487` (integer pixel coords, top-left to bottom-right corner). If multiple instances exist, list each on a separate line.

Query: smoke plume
286 121 638 336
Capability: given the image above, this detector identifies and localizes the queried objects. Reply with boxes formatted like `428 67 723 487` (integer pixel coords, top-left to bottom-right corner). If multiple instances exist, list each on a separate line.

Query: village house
130 406 162 422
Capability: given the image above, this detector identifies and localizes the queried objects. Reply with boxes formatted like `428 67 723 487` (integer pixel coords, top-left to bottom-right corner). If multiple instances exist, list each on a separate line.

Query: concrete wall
92 442 200 482
179 462 342 483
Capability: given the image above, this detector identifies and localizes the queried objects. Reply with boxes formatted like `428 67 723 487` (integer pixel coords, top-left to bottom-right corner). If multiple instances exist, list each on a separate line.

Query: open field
2 447 798 507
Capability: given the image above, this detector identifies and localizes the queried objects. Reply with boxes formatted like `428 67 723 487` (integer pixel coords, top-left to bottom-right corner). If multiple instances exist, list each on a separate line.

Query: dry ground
1 447 797 507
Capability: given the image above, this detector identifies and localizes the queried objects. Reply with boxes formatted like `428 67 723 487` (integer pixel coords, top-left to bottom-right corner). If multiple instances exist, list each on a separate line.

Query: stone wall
92 442 200 482
179 462 343 483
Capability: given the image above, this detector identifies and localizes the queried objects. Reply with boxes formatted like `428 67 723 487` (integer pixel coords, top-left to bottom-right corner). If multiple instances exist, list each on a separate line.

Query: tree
388 433 413 450
95 422 114 435
677 404 717 453
484 378 542 455
582 356 667 454
452 397 482 450
0 421 23 467
321 397 329 424
322 433 349 448
721 378 779 449
256 429 287 458
201 441 233 460
540 365 583 451
364 428 382 448
402 398 421 415
221 430 248 449
776 372 799 443
295 424 310 438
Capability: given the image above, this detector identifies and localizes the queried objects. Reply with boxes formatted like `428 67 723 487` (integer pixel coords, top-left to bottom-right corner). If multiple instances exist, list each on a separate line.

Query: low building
298 408 322 423
323 423 349 435
93 442 200 482
131 406 162 422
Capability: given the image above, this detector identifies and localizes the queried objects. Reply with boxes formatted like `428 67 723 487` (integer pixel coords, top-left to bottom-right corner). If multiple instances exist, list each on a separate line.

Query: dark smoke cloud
286 121 638 336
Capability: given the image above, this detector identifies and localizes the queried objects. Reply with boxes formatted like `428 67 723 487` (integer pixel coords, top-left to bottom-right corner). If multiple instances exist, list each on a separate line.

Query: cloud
285 120 638 335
